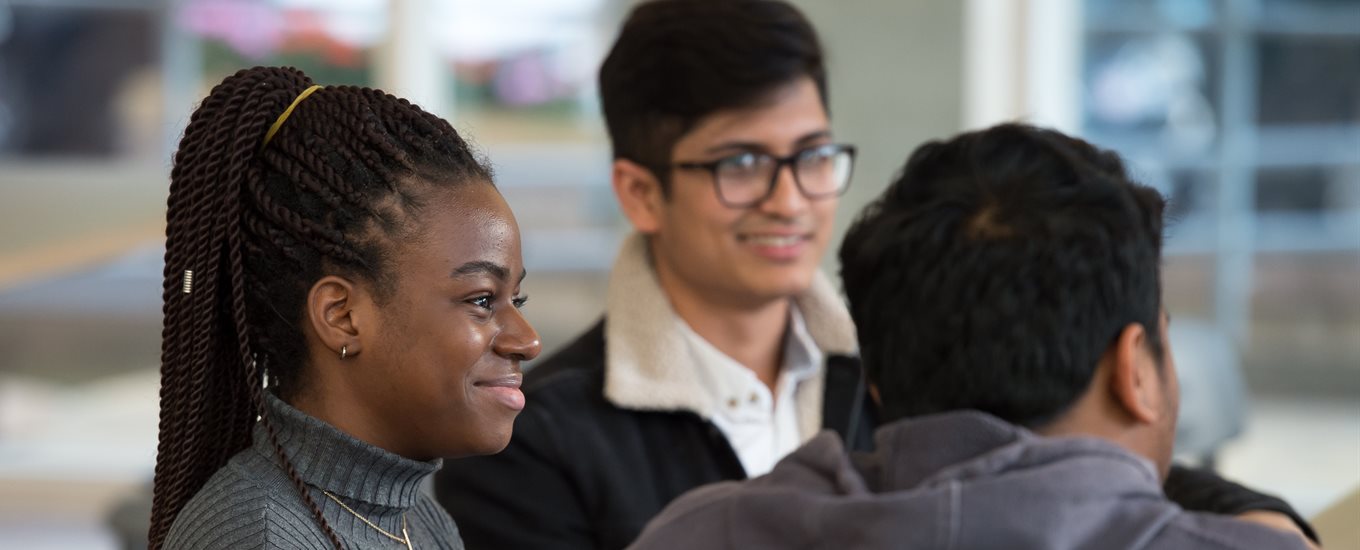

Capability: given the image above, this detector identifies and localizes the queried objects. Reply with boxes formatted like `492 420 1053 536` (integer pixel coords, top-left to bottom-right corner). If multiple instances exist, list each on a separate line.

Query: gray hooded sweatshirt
629 411 1308 550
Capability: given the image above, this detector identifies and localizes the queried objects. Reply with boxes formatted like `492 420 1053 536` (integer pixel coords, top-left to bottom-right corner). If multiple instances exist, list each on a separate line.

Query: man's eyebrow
452 261 509 281
703 141 767 155
793 130 833 146
702 130 833 156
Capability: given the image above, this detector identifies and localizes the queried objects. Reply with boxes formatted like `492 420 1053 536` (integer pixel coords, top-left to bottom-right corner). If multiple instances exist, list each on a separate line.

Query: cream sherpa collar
602 233 858 439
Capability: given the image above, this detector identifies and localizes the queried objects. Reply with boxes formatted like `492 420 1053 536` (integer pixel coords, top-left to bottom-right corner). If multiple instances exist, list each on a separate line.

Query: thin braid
265 146 352 211
230 218 346 550
151 74 247 547
242 176 366 265
151 66 344 550
230 90 348 550
262 406 345 549
305 98 410 182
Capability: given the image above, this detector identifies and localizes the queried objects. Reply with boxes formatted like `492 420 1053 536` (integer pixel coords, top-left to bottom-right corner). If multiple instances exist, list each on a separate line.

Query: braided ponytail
151 66 492 549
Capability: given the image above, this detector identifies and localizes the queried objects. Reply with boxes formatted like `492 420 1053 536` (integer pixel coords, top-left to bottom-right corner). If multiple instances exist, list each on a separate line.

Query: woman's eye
469 296 493 309
512 295 529 309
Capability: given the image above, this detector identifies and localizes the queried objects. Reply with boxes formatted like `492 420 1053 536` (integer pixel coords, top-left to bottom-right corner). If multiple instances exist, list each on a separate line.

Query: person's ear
1107 322 1163 425
612 158 665 234
306 275 365 360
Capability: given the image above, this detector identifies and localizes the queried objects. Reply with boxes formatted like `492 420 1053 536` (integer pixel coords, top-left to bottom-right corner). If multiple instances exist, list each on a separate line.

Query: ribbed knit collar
255 392 440 509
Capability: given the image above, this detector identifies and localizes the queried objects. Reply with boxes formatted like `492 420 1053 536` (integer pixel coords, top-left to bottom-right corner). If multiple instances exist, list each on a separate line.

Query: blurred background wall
0 0 1356 547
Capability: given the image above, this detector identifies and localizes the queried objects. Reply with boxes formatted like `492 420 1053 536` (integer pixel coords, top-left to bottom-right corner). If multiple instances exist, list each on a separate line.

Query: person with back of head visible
433 1 875 548
627 123 1321 550
150 65 541 550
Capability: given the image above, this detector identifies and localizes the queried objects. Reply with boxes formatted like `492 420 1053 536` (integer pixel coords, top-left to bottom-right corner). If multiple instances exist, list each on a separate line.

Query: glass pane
1163 254 1217 318
1259 0 1360 27
1256 35 1360 126
433 0 606 145
1261 0 1360 10
1083 31 1220 153
1255 165 1356 212
1167 168 1219 218
181 0 387 91
1155 168 1219 254
1245 252 1360 392
1085 0 1218 30
0 6 161 158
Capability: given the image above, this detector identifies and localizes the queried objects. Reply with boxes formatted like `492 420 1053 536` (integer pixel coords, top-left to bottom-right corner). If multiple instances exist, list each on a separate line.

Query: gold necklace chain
321 490 413 550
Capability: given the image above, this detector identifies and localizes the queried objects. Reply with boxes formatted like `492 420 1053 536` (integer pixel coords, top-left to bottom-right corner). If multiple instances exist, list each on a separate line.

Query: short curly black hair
840 123 1166 428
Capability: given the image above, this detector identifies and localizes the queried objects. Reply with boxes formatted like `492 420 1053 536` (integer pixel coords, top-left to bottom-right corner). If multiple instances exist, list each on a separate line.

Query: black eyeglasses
672 143 857 208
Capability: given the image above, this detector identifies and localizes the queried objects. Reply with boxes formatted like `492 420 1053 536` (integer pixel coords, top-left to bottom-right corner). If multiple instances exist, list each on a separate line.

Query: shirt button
727 397 738 409
749 393 759 404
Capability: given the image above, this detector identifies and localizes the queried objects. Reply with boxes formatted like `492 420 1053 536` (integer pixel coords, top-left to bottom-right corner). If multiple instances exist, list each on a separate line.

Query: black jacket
434 319 877 550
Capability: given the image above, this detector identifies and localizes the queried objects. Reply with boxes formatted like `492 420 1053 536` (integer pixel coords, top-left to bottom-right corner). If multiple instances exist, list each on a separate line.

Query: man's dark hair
598 0 827 189
839 123 1166 428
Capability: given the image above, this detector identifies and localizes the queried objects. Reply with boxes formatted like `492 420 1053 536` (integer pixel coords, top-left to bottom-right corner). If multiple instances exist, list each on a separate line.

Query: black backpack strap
822 354 878 452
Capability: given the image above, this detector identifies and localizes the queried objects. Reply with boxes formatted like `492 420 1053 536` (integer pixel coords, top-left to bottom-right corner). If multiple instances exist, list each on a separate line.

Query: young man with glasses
434 1 875 548
629 123 1321 550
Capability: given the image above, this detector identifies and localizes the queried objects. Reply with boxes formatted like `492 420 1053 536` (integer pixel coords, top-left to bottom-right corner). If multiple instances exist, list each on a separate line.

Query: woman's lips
475 374 525 411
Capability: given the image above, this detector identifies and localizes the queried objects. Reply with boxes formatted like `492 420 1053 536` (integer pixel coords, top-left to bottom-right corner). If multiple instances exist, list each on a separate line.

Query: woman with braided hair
150 66 540 549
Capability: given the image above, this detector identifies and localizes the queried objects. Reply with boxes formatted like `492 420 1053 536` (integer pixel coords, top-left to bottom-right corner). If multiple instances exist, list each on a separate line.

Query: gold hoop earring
340 345 348 360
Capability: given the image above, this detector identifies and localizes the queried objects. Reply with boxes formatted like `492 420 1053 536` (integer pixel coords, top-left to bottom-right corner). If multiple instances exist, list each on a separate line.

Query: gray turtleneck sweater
164 393 465 549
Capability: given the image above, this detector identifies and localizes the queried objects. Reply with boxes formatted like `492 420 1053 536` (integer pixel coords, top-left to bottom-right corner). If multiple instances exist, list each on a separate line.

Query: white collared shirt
677 304 823 477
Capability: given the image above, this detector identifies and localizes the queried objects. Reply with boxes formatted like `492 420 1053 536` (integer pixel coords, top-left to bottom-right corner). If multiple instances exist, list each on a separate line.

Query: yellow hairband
261 84 324 148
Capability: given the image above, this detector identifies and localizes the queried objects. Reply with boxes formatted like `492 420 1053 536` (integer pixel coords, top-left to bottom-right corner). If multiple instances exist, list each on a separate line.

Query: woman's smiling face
356 182 541 459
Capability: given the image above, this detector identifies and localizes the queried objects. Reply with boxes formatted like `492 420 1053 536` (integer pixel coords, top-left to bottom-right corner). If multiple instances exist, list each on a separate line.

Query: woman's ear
306 275 363 359
1107 322 1161 425
612 158 666 234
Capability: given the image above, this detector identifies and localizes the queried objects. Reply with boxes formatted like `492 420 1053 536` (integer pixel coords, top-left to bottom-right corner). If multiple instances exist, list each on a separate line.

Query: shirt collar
678 303 822 420
783 303 823 383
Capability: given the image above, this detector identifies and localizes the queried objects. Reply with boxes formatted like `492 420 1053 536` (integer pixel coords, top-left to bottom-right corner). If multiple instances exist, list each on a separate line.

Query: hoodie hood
634 411 1185 550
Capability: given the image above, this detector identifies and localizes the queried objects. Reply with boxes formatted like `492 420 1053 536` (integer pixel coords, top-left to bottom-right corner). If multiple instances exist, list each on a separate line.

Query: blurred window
423 0 621 280
0 3 159 158
183 0 385 92
1082 0 1360 393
